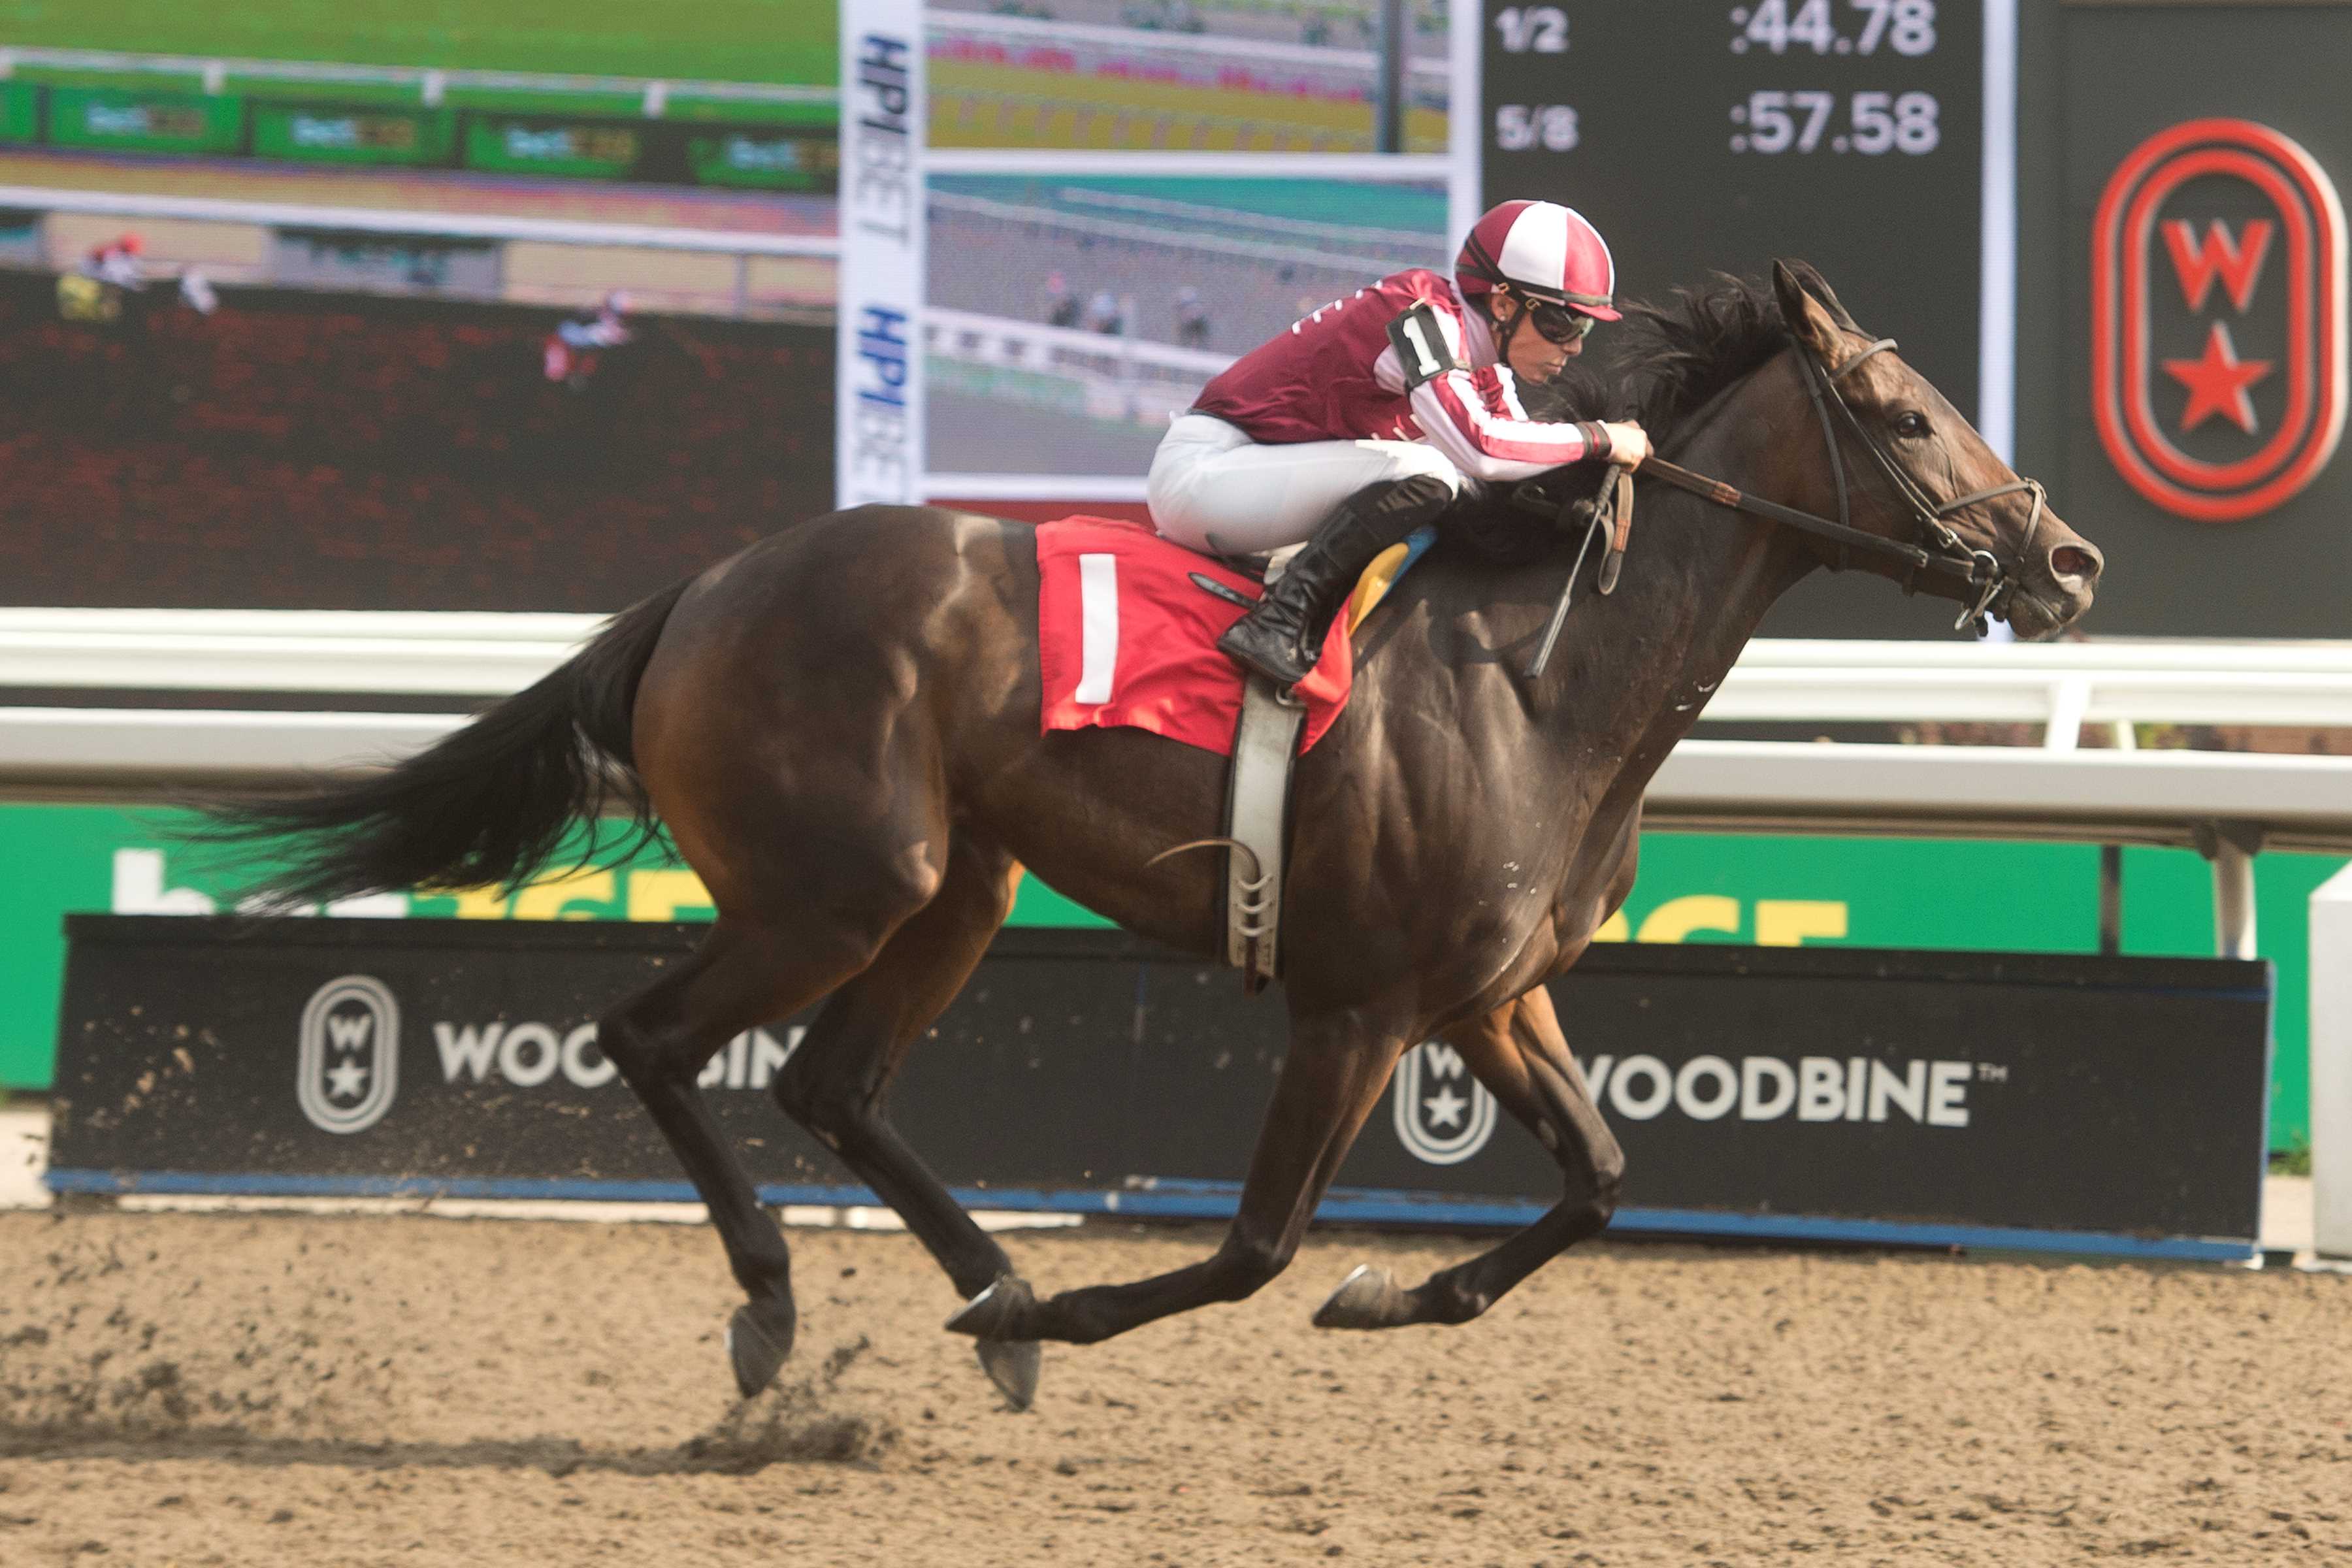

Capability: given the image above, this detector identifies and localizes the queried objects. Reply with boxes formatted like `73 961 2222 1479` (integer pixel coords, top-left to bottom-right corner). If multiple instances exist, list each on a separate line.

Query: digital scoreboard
1482 0 1985 417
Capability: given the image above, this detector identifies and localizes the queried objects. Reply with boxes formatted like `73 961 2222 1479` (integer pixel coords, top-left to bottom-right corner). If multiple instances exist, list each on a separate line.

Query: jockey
545 291 633 386
1149 199 1653 687
81 232 148 290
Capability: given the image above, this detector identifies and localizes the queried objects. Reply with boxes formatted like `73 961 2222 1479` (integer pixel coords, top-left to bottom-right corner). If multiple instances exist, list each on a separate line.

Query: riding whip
1521 465 1615 682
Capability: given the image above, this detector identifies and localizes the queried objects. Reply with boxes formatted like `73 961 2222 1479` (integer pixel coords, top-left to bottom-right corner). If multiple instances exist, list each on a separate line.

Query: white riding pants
1146 413 1464 555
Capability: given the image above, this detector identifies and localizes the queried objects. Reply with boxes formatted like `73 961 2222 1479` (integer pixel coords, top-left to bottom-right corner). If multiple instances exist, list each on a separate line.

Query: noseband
1641 336 2047 634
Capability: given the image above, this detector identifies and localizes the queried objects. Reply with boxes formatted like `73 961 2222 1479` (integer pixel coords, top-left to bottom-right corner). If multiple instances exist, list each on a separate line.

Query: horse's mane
1527 264 1858 442
1445 263 1857 563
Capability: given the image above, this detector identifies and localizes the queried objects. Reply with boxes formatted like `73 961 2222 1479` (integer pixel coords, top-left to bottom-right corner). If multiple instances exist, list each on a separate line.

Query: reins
1524 333 2048 681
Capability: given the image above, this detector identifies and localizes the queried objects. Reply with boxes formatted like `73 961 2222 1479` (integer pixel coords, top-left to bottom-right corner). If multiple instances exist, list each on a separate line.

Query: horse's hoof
975 1337 1042 1412
945 1274 1037 1341
1313 1264 1409 1331
725 1296 796 1399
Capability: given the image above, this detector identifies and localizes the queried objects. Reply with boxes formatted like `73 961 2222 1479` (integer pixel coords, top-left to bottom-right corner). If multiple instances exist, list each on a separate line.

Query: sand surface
1 1211 2347 1565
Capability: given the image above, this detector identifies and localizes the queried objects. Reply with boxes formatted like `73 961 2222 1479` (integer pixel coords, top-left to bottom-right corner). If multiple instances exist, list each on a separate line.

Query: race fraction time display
1482 0 1984 420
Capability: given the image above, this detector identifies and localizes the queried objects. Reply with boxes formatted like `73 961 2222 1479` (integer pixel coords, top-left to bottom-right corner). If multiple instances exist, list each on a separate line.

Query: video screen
924 170 1451 486
926 0 1452 154
0 1 838 611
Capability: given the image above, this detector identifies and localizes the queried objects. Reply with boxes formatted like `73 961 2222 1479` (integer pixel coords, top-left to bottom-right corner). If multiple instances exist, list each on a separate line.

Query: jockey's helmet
1456 201 1618 321
116 232 145 257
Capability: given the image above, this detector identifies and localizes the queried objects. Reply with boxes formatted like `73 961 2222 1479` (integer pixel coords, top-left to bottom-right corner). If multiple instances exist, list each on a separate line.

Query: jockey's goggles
1526 298 1596 345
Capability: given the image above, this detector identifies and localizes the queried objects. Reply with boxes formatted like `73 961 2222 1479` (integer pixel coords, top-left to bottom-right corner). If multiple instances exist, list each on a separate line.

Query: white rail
1648 741 2352 855
10 612 2352 737
5 611 2352 959
0 185 840 259
924 306 1234 381
923 8 1452 83
1718 639 2352 742
0 45 837 109
7 614 2350 962
12 703 2344 843
1 707 462 785
1051 187 1446 254
924 308 1231 430
928 188 1430 276
0 609 593 696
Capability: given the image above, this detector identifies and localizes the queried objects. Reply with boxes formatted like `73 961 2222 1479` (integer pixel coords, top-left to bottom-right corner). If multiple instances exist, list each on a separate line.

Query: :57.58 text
1729 90 1938 155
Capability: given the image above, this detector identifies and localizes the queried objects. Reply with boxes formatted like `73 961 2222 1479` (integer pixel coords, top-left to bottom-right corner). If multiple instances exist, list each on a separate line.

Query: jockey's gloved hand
1598 421 1652 468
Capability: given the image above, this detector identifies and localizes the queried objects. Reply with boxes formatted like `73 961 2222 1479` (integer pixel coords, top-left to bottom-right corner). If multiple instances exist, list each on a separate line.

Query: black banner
49 916 2271 1258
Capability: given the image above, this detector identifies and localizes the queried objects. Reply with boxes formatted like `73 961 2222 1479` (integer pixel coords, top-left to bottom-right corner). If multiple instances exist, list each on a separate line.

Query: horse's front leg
1313 984 1624 1330
944 1015 1406 1346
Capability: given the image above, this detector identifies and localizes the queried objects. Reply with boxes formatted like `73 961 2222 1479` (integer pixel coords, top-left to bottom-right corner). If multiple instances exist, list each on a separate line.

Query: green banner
250 103 455 166
46 87 242 154
463 116 642 179
0 84 40 144
0 803 2334 1151
685 129 838 191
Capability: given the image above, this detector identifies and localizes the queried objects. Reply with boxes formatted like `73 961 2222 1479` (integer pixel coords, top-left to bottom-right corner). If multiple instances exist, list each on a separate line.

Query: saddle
1034 514 1486 993
1215 525 1437 992
1218 466 1633 990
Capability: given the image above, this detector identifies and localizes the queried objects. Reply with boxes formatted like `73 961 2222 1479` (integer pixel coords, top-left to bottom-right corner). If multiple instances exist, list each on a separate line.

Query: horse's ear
1796 261 1863 330
1772 259 1846 358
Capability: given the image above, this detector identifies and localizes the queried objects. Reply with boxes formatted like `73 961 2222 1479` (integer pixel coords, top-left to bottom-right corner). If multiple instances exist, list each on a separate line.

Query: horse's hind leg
1312 985 1624 1330
943 1011 1408 1347
769 836 1047 1407
599 913 913 1399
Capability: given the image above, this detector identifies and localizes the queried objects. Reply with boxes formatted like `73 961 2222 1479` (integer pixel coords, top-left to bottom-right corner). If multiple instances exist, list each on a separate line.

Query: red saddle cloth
1035 516 1353 757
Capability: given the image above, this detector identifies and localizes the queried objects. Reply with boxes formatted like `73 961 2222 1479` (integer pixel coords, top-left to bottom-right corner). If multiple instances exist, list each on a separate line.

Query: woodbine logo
430 1018 805 1091
1392 1045 1977 1166
1585 1052 1976 1127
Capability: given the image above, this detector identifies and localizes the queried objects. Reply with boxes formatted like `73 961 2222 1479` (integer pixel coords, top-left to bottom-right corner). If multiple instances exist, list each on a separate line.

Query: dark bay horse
214 263 2102 1411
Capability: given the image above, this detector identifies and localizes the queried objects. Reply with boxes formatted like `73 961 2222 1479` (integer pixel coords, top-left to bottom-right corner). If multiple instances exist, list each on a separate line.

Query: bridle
1639 335 2048 634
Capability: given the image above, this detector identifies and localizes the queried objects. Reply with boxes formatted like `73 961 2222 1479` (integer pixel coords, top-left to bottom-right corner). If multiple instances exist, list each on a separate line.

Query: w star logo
1390 1041 1497 1166
2092 119 2347 523
296 975 400 1135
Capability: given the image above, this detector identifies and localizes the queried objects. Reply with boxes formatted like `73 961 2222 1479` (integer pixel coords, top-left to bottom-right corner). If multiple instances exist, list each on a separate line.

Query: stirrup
1221 638 1317 691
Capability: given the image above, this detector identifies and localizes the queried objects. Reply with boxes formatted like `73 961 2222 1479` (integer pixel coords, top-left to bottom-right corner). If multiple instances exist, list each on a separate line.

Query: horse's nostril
2049 544 2102 583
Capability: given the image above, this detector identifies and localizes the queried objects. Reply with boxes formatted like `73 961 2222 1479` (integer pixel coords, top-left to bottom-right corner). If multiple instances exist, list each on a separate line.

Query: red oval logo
2092 119 2347 523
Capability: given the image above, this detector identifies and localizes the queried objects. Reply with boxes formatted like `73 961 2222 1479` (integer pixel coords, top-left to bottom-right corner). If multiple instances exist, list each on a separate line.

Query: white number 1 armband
1385 303 1461 390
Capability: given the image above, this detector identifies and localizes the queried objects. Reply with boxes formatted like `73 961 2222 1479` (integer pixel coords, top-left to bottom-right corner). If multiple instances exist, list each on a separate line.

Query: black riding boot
1216 474 1453 687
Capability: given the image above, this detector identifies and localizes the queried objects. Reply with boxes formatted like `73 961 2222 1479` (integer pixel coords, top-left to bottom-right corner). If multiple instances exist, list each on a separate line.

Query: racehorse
210 262 2102 1411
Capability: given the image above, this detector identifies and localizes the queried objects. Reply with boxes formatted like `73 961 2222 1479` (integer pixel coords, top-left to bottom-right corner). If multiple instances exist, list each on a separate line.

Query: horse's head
1771 261 2102 638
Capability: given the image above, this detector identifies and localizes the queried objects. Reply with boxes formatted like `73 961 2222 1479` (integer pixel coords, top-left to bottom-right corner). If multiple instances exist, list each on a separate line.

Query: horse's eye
1894 410 1930 438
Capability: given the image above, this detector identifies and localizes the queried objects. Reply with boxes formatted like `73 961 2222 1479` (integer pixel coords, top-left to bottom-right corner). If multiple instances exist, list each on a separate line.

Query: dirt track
1 1211 2347 1565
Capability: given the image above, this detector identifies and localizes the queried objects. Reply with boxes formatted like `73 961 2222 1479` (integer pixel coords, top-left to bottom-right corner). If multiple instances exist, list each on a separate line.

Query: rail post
2195 820 2262 961
2311 863 2352 1261
2097 844 2123 955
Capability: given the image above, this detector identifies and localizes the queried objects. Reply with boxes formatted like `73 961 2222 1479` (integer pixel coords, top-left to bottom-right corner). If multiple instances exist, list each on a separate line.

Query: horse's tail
199 577 693 907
